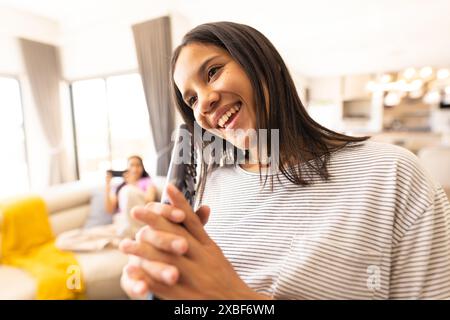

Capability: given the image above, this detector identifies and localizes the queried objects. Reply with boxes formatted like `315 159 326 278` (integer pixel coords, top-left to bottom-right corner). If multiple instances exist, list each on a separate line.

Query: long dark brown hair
170 21 370 198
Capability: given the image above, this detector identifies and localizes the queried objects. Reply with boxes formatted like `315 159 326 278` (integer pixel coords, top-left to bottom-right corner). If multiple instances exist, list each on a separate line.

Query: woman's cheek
194 112 212 131
197 118 210 130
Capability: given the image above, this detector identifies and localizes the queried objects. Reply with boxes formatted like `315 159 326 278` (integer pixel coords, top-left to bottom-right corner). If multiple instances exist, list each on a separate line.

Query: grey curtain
132 16 175 176
19 38 65 185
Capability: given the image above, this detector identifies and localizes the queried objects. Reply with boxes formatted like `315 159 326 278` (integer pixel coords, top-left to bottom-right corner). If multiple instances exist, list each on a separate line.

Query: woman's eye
188 96 197 107
208 66 221 81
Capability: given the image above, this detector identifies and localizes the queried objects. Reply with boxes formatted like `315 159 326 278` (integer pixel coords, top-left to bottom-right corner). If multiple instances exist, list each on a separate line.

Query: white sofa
0 176 166 300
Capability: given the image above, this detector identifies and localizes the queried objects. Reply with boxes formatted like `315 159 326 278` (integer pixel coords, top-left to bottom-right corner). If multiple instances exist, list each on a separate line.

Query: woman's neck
239 163 263 173
239 146 273 172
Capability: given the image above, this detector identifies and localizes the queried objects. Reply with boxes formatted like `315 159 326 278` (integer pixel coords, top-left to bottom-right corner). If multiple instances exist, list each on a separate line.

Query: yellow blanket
0 196 85 299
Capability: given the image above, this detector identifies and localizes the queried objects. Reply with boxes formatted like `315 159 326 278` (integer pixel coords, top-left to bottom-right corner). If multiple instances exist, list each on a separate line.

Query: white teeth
217 103 241 128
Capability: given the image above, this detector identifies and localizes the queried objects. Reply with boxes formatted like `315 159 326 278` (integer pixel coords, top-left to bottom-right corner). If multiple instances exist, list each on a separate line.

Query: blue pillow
83 188 113 229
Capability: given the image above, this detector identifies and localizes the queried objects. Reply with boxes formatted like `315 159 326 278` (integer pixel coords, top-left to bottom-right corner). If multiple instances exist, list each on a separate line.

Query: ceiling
0 0 449 77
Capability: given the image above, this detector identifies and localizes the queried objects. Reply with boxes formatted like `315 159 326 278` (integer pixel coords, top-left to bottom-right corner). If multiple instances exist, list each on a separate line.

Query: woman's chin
224 136 250 151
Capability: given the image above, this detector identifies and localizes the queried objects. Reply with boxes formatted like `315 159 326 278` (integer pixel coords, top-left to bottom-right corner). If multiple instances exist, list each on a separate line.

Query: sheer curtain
20 38 66 185
132 16 175 176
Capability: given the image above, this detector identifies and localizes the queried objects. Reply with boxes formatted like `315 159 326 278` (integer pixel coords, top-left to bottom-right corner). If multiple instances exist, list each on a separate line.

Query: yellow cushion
0 196 85 299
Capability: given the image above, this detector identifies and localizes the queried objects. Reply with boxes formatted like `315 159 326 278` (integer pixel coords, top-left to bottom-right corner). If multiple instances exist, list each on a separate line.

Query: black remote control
160 123 197 207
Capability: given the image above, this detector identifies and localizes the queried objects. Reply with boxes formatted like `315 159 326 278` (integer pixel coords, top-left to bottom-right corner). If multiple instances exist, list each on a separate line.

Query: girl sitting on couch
105 155 157 237
56 156 157 252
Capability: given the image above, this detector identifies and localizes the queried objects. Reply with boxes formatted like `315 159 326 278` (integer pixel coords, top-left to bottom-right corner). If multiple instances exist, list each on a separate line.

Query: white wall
0 36 22 75
60 4 172 80
0 5 59 75
61 23 139 80
0 6 60 44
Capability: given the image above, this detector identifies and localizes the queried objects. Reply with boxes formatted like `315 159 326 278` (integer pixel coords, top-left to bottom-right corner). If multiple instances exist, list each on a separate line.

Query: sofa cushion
50 205 91 236
41 181 99 214
0 249 129 300
75 249 129 299
0 266 36 299
83 188 113 229
0 250 129 300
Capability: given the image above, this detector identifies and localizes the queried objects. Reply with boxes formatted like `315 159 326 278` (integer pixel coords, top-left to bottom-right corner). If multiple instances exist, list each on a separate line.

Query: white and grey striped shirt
199 141 450 299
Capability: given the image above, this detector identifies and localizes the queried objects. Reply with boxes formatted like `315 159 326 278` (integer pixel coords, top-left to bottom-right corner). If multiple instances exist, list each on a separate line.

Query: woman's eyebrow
182 55 220 100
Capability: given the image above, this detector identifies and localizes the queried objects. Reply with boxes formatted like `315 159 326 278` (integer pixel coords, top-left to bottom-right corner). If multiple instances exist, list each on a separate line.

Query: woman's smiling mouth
217 102 242 129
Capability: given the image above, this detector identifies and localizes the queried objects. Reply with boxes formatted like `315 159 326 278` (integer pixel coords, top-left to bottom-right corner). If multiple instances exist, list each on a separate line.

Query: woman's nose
198 90 219 115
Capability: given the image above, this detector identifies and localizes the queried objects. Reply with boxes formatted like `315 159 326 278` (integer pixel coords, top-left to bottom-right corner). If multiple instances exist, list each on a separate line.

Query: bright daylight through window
71 73 155 181
0 76 29 197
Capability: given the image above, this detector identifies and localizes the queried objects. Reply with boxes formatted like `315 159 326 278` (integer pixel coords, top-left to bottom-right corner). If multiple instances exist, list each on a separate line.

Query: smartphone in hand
107 169 128 178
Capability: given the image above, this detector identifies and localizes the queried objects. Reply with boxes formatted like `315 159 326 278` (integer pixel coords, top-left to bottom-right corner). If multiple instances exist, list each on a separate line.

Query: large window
0 76 29 197
71 73 155 181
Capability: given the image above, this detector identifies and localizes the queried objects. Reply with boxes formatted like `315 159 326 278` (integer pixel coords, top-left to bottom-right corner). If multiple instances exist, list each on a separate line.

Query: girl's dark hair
115 155 149 197
170 21 370 199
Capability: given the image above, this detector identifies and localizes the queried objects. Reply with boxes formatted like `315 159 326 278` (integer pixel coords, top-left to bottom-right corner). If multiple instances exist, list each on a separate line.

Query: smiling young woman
119 21 450 300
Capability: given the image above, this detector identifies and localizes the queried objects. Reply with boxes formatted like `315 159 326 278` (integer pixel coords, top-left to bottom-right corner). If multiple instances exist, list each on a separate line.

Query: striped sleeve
389 188 450 299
